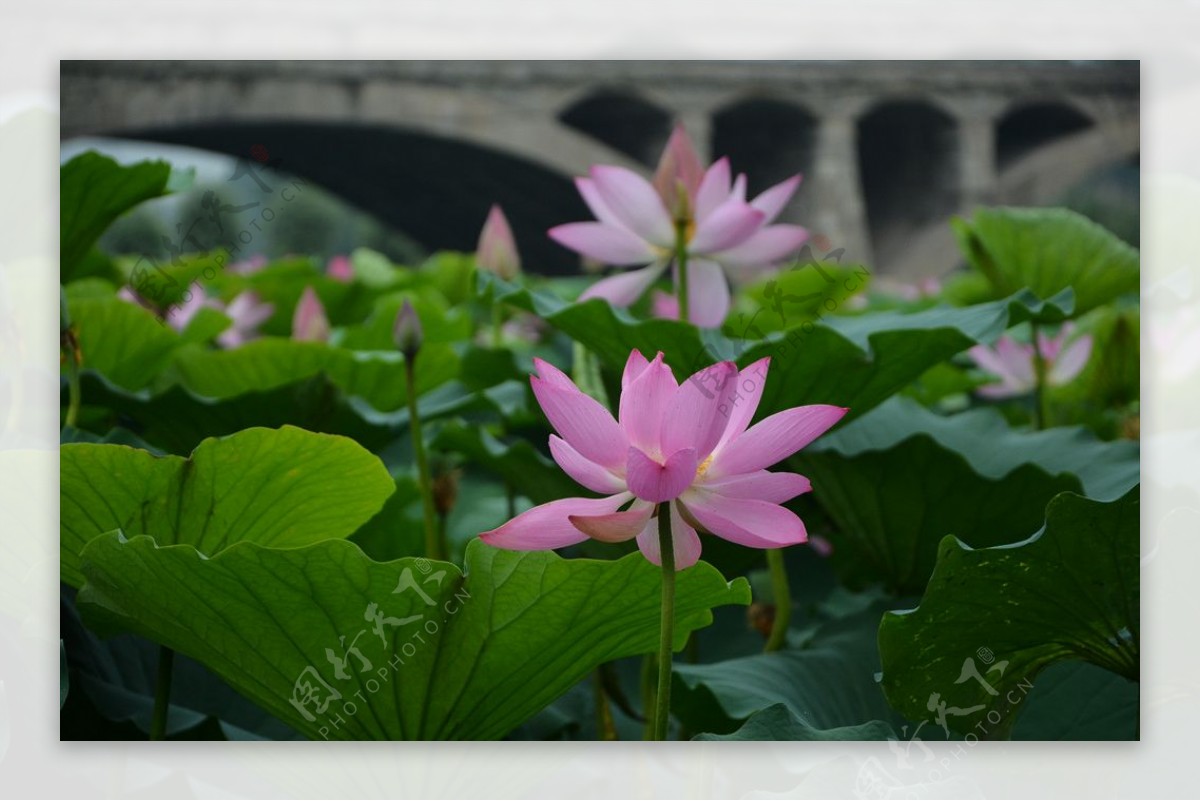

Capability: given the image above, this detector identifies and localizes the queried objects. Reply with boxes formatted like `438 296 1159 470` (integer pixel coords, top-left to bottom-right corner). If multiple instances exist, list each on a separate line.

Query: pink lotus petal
622 349 651 390
549 222 658 266
700 470 811 504
292 286 330 343
1049 334 1093 385
995 337 1036 387
684 259 731 328
710 404 847 478
750 175 802 223
480 493 632 550
650 289 680 320
589 165 675 247
532 356 574 389
531 375 628 471
575 177 628 231
715 224 809 267
688 200 765 255
548 434 627 494
636 502 703 570
694 158 732 223
627 446 698 503
680 491 807 549
570 500 654 543
476 204 522 280
653 124 705 211
662 361 737 459
712 357 771 453
578 262 667 307
619 351 678 456
731 174 747 202
809 534 834 558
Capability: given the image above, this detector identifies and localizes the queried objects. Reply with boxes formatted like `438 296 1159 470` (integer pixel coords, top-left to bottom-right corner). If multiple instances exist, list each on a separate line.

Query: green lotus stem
592 668 618 741
764 548 792 652
64 347 82 429
491 302 504 349
150 645 174 741
674 221 690 323
405 358 441 560
640 652 656 740
652 502 676 741
1031 322 1049 430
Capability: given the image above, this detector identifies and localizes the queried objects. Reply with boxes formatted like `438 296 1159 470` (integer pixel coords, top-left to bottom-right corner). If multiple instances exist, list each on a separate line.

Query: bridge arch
995 99 1094 170
558 88 674 166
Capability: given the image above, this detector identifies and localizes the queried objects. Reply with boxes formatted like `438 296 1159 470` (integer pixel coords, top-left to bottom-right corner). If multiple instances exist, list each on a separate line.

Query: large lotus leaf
60 425 394 587
796 396 1140 592
694 704 895 741
169 339 459 412
952 206 1139 316
486 272 1071 423
66 296 181 391
77 536 750 740
673 608 900 740
878 489 1139 739
60 152 176 281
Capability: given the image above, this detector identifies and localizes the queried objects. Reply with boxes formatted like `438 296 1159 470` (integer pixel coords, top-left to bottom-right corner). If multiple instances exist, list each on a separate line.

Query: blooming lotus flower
292 286 330 342
476 204 522 280
969 324 1093 398
327 255 354 282
217 291 274 348
548 126 808 328
480 350 847 569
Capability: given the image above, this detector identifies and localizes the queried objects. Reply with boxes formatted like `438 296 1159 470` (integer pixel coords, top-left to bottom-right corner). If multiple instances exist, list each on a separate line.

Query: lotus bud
393 299 423 360
476 205 521 281
292 286 330 343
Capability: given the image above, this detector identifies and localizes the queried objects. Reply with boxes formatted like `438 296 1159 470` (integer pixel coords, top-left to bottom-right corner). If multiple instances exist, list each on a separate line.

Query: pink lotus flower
476 204 522 280
548 125 808 328
227 255 268 276
969 323 1093 398
480 350 847 569
217 291 274 348
292 286 330 342
327 255 354 282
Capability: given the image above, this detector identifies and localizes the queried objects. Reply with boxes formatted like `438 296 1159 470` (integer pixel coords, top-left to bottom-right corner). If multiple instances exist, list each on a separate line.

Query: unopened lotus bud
652 124 704 219
476 204 521 281
393 299 423 360
292 286 330 343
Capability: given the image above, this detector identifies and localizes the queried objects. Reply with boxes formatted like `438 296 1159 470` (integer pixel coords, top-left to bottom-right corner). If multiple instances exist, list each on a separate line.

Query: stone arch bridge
61 60 1138 277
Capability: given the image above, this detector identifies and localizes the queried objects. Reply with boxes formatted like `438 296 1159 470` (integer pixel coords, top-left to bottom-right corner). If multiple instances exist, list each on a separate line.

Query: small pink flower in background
650 290 679 321
217 292 274 348
292 286 330 343
969 323 1093 398
876 276 942 301
480 349 847 570
476 205 522 280
119 282 208 332
548 125 808 328
227 254 268 276
326 255 354 282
